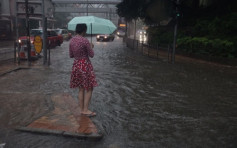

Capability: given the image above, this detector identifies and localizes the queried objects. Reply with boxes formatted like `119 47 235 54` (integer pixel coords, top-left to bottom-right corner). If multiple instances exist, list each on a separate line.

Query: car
17 29 64 59
18 29 63 49
54 29 72 41
96 34 115 42
116 30 125 37
136 29 147 43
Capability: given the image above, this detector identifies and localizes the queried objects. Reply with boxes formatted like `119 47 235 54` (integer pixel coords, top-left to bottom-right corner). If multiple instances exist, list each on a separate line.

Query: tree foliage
117 0 236 23
116 0 173 24
117 0 237 58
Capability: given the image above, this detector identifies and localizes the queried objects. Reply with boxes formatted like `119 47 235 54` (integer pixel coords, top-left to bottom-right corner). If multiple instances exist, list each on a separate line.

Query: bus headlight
18 40 21 43
97 35 100 38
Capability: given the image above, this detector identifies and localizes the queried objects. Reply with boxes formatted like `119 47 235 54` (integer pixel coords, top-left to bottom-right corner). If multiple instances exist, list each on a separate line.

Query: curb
15 127 103 140
0 67 30 77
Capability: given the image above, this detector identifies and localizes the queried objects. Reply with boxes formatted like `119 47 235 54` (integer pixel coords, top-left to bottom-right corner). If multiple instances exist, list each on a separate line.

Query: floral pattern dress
69 35 98 90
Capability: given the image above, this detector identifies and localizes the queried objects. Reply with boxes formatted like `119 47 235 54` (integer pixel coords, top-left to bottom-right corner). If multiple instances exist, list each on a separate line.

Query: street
0 37 237 147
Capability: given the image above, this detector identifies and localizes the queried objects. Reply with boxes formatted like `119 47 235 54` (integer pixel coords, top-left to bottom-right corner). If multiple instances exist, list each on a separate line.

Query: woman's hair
75 24 87 34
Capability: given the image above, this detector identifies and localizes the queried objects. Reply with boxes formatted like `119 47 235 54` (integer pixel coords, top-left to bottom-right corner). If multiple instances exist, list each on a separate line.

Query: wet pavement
0 37 237 147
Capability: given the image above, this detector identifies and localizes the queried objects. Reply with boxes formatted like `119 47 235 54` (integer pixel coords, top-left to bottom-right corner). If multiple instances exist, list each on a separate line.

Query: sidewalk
0 59 39 76
0 60 24 76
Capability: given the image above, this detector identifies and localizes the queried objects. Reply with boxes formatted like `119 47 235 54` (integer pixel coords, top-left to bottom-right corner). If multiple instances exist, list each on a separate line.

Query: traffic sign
34 36 42 54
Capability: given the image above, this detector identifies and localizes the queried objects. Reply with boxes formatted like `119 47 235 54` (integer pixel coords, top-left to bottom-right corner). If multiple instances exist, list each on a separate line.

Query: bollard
48 45 50 66
14 41 16 62
19 45 26 59
157 44 159 59
30 43 36 57
148 45 149 57
137 40 139 51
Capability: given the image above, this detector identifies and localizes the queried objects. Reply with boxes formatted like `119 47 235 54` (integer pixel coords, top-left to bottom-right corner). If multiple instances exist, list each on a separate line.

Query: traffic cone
19 45 26 59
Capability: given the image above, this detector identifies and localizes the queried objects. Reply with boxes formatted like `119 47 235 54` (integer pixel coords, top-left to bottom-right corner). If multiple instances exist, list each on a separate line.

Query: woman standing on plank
69 24 98 117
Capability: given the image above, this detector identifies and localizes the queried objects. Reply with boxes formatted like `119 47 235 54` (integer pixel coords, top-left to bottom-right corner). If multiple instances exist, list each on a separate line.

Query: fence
0 41 16 63
125 37 174 62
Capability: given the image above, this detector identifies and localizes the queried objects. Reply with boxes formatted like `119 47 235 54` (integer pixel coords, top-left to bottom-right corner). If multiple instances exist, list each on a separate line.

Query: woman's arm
69 41 74 58
86 39 94 58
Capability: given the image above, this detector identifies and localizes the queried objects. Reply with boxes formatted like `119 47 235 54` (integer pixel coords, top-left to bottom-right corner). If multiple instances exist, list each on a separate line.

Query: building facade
0 0 55 40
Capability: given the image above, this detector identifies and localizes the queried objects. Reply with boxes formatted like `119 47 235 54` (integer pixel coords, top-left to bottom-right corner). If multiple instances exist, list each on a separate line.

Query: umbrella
68 16 117 42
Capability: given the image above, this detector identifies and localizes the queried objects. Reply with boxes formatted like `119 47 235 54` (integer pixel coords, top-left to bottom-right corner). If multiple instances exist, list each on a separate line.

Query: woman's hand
90 43 94 49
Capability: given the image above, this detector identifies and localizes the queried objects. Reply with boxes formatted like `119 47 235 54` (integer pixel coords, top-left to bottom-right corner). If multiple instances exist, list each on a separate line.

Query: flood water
0 37 237 148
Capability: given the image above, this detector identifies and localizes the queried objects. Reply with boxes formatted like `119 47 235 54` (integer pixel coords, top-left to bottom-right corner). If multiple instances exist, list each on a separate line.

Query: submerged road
0 37 237 147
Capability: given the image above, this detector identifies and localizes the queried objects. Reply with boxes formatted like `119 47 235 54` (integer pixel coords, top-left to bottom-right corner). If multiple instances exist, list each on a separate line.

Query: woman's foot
81 110 96 117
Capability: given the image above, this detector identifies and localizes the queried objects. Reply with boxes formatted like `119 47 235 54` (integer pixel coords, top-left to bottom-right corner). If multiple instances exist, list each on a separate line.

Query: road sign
34 36 42 54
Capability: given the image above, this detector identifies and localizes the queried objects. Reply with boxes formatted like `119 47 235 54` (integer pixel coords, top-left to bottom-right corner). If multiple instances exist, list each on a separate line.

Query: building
0 0 55 40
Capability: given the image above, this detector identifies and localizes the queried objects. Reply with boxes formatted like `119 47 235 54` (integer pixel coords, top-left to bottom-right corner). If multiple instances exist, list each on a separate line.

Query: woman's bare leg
78 87 85 113
82 88 96 115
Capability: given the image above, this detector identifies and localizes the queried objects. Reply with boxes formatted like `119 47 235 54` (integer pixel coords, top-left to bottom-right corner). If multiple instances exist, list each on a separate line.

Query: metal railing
124 37 174 63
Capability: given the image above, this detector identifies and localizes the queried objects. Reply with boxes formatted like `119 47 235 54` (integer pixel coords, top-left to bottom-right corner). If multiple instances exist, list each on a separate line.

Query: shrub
177 37 236 58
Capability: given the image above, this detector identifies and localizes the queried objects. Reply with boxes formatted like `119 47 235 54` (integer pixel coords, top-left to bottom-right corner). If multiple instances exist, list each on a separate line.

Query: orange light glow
119 24 126 27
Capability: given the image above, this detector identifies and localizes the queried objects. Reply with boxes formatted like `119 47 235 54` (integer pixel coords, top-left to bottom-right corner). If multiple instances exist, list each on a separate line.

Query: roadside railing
0 43 16 63
124 37 174 63
124 37 237 66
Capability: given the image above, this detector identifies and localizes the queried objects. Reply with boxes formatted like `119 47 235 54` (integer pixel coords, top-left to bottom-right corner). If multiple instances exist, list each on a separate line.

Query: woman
69 24 98 117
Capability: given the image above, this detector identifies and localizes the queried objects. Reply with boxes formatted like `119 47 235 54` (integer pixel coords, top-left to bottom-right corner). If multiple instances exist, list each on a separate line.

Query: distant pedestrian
69 23 98 117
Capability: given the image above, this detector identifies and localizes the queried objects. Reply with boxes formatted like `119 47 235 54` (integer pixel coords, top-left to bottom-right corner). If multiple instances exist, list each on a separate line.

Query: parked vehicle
96 34 115 42
136 29 147 43
116 30 125 37
18 29 63 49
54 29 72 41
17 29 63 59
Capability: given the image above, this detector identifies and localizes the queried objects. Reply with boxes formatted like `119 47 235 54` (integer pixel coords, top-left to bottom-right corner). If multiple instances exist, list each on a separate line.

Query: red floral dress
69 35 98 90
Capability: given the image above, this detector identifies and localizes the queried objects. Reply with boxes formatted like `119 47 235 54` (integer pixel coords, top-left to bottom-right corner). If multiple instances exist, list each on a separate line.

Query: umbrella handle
91 23 92 43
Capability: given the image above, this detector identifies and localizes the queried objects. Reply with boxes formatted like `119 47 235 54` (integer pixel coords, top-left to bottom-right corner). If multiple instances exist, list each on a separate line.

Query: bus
117 17 126 37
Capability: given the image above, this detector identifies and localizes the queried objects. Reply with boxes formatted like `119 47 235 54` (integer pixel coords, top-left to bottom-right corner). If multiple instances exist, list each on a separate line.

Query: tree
116 0 148 21
117 0 173 24
117 0 236 24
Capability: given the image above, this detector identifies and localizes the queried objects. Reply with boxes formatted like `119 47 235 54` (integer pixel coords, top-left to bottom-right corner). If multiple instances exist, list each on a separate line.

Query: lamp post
87 0 88 16
25 0 31 66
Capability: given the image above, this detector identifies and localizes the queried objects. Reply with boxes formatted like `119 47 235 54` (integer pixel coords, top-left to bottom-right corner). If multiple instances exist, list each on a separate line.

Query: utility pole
172 0 180 64
25 0 31 66
133 19 137 49
15 0 20 63
42 0 47 65
87 0 88 16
